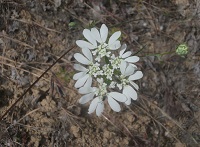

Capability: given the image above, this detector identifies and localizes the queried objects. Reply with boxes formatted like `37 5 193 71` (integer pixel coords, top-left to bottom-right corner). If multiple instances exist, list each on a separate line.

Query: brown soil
0 0 200 146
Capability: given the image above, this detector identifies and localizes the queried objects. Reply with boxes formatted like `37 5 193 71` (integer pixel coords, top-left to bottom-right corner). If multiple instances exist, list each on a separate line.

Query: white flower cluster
73 24 143 116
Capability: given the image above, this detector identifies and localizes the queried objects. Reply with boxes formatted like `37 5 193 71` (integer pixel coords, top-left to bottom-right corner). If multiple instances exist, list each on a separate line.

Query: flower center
111 57 121 69
102 64 114 80
116 75 129 90
88 63 102 77
92 43 111 62
95 82 107 101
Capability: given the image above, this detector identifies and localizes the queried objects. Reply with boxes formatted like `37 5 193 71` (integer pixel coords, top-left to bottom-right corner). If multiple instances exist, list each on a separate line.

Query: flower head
73 24 143 116
176 43 188 57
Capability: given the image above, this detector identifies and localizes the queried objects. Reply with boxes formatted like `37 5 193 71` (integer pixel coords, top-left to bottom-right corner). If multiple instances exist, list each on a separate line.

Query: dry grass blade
10 18 61 34
102 113 125 134
0 58 50 82
15 108 40 123
9 122 54 133
140 95 198 144
0 34 34 49
50 72 66 98
60 107 83 131
102 113 135 139
126 104 181 143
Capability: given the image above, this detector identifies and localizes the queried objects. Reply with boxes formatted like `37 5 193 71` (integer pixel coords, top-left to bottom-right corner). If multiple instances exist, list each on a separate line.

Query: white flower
78 86 97 104
74 47 93 65
118 61 143 105
74 24 144 117
73 48 102 88
119 44 140 68
73 64 92 88
78 78 107 116
110 44 139 70
78 78 127 116
79 86 104 116
87 91 127 116
76 24 121 62
88 98 104 116
79 85 105 116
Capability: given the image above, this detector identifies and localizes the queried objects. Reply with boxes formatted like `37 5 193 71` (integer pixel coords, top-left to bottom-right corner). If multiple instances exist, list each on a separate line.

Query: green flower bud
68 22 76 27
176 43 188 56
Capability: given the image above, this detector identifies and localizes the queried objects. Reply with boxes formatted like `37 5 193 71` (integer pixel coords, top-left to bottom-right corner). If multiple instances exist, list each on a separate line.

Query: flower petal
73 71 87 80
124 64 135 76
121 44 127 49
84 76 92 87
74 53 91 65
74 64 88 72
108 97 121 112
119 44 127 56
123 85 137 100
109 40 121 50
120 48 126 57
82 48 93 61
125 97 131 105
96 102 104 116
91 28 101 43
120 60 127 75
122 51 132 58
124 97 131 105
128 71 143 81
78 86 96 94
79 93 95 104
125 56 139 63
130 81 139 90
122 89 131 105
108 31 121 45
76 40 96 49
83 29 97 46
74 74 89 88
130 64 137 69
108 92 127 102
100 24 108 43
88 97 99 114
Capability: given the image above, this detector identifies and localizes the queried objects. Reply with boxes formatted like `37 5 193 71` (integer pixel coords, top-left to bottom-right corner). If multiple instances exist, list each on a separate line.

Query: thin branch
0 46 75 121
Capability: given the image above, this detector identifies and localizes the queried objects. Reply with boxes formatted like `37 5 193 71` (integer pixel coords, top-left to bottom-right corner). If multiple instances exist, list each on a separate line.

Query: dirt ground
0 0 200 146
